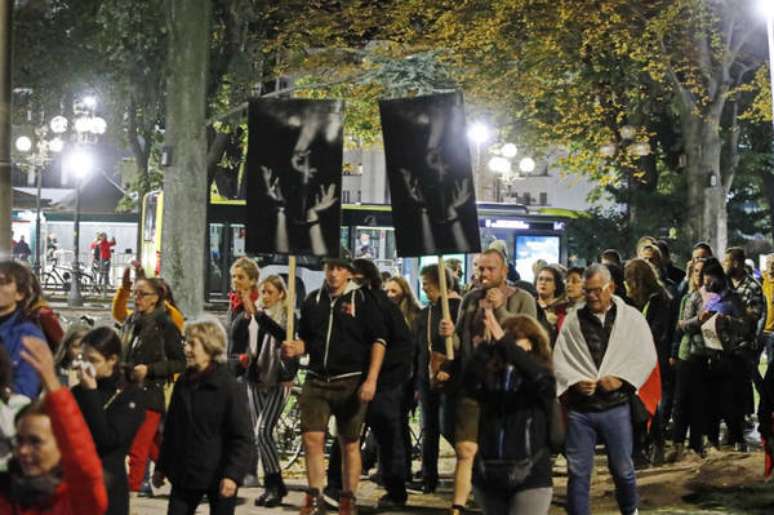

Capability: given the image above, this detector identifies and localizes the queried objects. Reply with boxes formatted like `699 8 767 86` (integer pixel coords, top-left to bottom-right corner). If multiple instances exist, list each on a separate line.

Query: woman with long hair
463 312 555 514
533 266 568 347
564 267 585 309
624 258 673 465
121 277 185 492
669 258 709 459
72 327 146 515
153 318 252 515
384 276 421 329
249 275 298 507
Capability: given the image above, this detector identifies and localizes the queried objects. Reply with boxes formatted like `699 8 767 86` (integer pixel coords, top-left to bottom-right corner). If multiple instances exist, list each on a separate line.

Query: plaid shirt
732 273 764 340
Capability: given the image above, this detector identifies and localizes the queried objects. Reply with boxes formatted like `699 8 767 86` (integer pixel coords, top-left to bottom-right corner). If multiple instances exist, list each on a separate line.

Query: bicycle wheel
41 272 62 292
274 395 304 470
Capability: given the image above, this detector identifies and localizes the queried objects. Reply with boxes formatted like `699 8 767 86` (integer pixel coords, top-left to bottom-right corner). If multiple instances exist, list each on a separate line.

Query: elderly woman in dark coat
153 317 252 515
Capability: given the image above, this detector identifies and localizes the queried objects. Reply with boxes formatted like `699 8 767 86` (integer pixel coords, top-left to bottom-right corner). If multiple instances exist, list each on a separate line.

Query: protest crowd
1 234 774 515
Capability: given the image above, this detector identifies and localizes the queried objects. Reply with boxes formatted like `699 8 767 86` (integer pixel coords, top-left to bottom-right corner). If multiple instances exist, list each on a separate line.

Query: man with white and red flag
553 264 659 515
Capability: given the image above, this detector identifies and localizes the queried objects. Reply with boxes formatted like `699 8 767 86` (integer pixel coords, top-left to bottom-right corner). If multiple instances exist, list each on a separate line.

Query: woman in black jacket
153 317 252 515
120 277 185 492
463 311 555 515
72 327 146 515
624 258 673 465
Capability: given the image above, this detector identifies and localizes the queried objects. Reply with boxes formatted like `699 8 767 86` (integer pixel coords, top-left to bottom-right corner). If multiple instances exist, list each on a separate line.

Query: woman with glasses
72 327 146 515
534 266 568 347
120 277 185 493
153 317 252 515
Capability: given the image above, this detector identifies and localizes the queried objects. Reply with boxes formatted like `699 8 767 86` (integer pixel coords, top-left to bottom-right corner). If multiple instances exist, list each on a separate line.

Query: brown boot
338 490 358 515
299 488 327 515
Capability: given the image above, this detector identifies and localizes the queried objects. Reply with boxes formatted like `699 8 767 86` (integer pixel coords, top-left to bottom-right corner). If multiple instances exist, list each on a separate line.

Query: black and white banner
246 98 344 256
380 92 481 257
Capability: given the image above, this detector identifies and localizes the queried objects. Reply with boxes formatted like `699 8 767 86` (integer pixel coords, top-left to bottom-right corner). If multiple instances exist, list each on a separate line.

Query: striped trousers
246 383 288 475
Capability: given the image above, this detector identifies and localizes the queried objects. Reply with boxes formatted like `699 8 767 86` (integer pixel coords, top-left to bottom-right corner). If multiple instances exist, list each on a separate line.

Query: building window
522 192 531 205
342 190 350 203
356 190 362 203
539 192 547 205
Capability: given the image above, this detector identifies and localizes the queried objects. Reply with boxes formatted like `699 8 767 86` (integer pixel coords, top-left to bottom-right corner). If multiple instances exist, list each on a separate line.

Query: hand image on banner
246 98 344 256
379 92 481 257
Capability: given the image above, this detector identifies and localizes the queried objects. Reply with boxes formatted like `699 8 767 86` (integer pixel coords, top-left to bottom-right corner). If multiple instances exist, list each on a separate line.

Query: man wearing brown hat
283 251 388 515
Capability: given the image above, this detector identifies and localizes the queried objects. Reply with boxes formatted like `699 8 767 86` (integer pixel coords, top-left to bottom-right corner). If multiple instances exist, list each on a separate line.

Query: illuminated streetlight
519 157 536 173
49 138 64 153
49 116 68 134
15 136 32 153
90 117 107 135
620 125 637 140
467 122 491 144
64 148 95 179
82 95 97 110
501 143 518 158
488 156 511 174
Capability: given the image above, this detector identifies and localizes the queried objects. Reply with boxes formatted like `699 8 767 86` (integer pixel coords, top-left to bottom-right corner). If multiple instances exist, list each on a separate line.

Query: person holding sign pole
282 251 388 515
439 248 537 514
414 264 462 494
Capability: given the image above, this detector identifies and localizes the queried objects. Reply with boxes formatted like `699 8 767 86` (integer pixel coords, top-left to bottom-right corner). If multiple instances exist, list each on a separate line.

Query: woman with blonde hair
153 317 252 515
384 275 421 328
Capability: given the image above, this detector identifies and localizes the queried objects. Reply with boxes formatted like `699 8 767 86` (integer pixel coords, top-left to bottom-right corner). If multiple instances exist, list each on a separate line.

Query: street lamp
63 148 94 307
519 157 536 173
14 130 64 276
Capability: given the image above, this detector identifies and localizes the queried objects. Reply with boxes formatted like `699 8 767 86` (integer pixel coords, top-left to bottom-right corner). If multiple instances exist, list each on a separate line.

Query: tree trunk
161 0 212 317
680 105 726 254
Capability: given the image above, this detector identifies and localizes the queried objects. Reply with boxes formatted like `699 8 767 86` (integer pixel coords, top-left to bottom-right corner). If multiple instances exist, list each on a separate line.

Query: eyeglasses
582 284 609 296
133 290 157 298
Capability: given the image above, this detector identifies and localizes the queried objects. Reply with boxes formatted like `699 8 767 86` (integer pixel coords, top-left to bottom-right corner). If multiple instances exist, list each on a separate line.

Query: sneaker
300 488 327 515
338 491 358 515
377 493 407 510
323 486 340 509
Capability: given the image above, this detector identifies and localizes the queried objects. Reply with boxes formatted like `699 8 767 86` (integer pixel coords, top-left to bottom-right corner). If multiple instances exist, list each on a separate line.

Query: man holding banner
282 252 387 515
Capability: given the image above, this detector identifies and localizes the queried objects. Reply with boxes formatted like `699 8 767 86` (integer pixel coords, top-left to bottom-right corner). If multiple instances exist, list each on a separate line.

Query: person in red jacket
90 233 116 289
0 336 108 515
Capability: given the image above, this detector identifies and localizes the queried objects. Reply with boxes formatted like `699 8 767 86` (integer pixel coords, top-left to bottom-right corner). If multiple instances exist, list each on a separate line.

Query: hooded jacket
299 281 387 380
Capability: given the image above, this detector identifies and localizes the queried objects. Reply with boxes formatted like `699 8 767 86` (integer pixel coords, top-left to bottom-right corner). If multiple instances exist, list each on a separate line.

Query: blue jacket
0 309 44 397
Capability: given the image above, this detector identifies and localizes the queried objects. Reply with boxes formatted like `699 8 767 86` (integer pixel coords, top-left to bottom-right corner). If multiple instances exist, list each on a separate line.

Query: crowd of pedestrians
1 233 774 515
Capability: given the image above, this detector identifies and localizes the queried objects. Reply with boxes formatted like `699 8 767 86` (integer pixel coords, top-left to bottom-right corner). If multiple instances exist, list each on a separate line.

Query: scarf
553 295 658 397
229 289 259 313
5 461 63 509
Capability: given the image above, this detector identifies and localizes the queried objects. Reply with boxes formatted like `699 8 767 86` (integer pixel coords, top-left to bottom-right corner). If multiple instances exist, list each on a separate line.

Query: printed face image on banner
246 98 344 256
380 92 481 257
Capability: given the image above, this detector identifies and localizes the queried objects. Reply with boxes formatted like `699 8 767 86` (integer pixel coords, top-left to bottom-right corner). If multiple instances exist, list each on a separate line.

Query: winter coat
367 288 413 391
0 388 108 515
157 363 253 490
72 374 146 515
228 304 298 386
299 282 388 380
464 334 555 494
0 308 45 397
120 307 185 412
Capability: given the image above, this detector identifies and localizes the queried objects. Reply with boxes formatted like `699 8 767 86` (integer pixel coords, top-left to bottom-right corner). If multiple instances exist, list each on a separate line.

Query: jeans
566 403 638 515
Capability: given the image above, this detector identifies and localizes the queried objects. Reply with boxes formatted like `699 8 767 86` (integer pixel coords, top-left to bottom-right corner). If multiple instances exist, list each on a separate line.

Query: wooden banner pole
286 255 297 339
437 255 454 360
